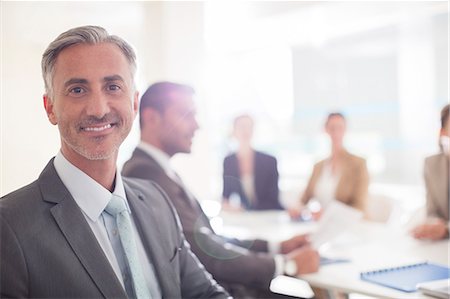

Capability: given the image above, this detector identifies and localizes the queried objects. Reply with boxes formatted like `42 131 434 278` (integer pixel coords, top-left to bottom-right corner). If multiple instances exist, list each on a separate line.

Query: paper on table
310 200 363 249
270 275 314 298
418 278 450 299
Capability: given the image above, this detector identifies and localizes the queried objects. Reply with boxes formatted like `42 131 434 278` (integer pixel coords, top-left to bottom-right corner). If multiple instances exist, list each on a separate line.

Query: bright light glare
201 200 222 218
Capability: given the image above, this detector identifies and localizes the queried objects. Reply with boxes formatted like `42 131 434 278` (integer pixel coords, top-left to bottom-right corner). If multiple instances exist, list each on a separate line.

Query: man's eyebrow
64 78 88 87
63 75 125 87
104 75 125 82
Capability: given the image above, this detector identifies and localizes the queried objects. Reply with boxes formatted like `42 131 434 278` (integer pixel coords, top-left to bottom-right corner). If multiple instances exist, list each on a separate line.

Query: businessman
0 26 228 298
122 82 320 297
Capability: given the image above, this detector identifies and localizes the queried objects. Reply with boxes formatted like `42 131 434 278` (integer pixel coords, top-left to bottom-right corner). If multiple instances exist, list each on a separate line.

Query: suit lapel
124 181 178 297
39 159 127 298
137 149 201 211
144 152 214 230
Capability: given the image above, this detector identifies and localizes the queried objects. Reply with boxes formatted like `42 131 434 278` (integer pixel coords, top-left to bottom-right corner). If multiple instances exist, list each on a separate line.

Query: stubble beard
62 134 119 161
60 118 131 161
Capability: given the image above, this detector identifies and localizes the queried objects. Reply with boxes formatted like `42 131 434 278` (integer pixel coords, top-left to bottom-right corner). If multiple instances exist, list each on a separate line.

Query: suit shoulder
0 180 46 231
122 176 161 195
313 158 327 169
345 152 366 166
255 151 277 162
425 153 445 164
1 180 40 210
424 153 447 171
122 154 151 173
223 153 236 162
122 157 161 180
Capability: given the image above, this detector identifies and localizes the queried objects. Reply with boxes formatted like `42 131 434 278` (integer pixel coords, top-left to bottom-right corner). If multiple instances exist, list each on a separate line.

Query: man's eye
70 87 84 94
108 84 121 91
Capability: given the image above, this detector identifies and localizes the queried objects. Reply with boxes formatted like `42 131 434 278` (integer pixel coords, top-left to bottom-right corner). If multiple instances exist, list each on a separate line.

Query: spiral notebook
360 262 450 292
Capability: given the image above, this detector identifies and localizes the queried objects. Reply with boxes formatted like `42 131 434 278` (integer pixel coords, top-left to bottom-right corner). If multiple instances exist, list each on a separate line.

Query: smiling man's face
44 42 138 162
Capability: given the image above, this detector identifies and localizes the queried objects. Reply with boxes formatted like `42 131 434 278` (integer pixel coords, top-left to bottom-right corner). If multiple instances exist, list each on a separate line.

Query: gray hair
42 25 137 99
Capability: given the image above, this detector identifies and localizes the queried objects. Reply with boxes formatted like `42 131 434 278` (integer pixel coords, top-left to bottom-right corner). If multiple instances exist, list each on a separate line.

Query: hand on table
288 205 323 221
280 234 310 254
412 218 449 240
287 206 302 219
221 201 244 212
286 246 320 275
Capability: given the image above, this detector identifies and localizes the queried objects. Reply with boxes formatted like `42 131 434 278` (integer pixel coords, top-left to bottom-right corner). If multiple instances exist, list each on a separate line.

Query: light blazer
122 148 276 291
424 153 449 221
222 151 283 210
0 159 228 298
301 151 369 212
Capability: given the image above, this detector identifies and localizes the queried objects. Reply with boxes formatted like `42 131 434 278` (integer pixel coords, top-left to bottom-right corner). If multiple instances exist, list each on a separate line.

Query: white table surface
216 211 450 299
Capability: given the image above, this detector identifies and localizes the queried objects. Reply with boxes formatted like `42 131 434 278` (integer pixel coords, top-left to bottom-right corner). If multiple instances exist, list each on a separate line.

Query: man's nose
86 91 110 118
192 117 200 131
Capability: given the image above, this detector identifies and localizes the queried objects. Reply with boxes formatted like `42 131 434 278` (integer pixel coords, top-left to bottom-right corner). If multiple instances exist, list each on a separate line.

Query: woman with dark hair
222 114 283 211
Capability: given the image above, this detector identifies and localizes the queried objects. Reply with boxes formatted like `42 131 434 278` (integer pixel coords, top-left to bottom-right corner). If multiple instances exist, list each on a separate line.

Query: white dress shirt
54 152 162 298
240 174 256 205
138 141 178 181
138 142 197 205
314 162 340 209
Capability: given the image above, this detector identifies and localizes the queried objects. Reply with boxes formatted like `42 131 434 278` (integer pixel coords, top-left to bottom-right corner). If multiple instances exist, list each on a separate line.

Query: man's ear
43 95 58 125
141 107 161 128
132 91 139 118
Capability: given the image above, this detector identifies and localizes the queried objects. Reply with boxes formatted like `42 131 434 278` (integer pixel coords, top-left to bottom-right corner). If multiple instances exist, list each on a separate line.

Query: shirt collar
138 141 178 180
53 151 129 222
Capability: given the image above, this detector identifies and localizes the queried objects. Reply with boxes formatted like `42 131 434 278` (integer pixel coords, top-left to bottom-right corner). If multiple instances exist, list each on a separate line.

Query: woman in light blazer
291 113 369 217
413 104 449 240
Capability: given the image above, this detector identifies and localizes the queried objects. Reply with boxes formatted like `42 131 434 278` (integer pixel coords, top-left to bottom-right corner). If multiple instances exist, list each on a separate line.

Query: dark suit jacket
122 148 276 291
222 151 283 210
0 159 228 298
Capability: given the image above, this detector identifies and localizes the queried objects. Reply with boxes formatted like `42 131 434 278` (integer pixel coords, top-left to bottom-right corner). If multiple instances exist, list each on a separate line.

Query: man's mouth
81 123 114 132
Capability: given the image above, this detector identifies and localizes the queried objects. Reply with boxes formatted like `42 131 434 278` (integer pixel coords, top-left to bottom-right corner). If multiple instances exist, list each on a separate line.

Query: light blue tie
105 195 151 299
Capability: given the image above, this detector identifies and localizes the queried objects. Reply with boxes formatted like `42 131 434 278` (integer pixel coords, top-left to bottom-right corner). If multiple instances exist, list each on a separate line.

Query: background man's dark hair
139 81 194 128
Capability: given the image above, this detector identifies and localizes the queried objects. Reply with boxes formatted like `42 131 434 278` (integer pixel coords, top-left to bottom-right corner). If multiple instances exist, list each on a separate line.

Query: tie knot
105 195 128 217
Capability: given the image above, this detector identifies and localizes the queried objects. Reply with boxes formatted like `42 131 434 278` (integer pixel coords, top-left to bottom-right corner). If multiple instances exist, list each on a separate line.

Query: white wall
202 1 448 189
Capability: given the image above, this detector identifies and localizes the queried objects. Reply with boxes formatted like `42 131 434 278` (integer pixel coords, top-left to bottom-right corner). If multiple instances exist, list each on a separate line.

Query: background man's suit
122 148 277 294
222 151 283 210
0 159 227 298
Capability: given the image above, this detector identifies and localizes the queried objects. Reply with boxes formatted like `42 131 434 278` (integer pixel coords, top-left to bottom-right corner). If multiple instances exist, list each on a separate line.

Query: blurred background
1 1 448 224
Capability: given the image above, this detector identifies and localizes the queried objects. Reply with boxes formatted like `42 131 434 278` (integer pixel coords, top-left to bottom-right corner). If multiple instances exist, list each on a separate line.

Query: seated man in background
413 104 449 240
122 82 320 298
289 112 369 219
222 114 283 211
0 26 228 298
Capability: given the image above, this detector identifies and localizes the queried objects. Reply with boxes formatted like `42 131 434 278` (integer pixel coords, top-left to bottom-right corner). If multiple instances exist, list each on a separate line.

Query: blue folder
360 262 450 292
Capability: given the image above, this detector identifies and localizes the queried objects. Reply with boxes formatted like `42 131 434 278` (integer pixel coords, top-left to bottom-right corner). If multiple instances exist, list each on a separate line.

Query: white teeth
83 124 112 132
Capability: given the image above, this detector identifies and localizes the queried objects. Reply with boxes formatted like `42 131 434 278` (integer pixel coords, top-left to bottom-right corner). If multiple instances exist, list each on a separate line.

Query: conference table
216 210 449 299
